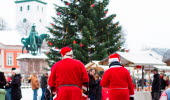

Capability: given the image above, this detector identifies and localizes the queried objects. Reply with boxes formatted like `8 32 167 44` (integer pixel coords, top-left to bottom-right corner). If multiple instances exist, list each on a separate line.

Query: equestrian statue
21 25 49 55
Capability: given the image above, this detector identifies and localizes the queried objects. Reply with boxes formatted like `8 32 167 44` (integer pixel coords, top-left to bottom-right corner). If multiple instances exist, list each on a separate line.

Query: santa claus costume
48 47 89 100
100 53 134 100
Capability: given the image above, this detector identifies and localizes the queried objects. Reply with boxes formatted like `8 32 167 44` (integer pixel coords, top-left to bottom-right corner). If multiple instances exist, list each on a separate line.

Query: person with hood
0 71 6 89
40 73 48 100
10 68 22 100
48 46 89 100
100 53 134 100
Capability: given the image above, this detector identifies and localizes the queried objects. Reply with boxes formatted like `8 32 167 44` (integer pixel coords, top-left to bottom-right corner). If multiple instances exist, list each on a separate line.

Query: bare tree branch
0 17 7 30
17 21 31 37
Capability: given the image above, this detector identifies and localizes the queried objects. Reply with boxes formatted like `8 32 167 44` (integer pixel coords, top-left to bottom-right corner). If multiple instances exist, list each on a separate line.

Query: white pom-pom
75 2 80 5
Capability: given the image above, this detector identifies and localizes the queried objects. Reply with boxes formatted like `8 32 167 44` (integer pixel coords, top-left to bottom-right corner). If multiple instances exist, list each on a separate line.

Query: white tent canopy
144 65 170 72
117 52 166 66
154 66 170 70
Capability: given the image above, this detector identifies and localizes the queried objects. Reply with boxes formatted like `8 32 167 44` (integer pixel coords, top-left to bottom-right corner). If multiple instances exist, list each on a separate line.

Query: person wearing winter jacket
40 73 48 100
88 68 97 100
31 73 39 100
152 68 161 100
5 74 12 100
0 71 6 89
11 70 22 100
160 73 167 90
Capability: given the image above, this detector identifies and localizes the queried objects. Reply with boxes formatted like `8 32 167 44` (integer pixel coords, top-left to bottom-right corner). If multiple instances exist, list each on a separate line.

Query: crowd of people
0 69 49 100
4 46 168 100
47 47 135 100
0 68 22 100
0 47 136 100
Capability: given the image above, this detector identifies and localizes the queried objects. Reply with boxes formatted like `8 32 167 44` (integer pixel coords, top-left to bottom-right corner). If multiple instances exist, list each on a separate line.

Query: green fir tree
46 0 123 67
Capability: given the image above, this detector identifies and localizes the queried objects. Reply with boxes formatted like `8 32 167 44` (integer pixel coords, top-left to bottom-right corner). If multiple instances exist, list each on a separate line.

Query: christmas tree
46 0 123 66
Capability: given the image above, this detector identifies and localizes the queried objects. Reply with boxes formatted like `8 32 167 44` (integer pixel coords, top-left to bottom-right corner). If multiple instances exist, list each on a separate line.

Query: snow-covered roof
142 50 163 61
0 30 22 45
117 52 166 66
16 53 48 59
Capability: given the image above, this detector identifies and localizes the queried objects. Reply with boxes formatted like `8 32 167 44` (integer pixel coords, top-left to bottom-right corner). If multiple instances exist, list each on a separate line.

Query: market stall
113 52 165 87
99 52 166 100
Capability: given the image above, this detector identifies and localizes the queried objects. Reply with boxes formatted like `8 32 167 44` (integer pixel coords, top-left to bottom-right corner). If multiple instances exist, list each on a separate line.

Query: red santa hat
60 47 73 59
108 53 120 64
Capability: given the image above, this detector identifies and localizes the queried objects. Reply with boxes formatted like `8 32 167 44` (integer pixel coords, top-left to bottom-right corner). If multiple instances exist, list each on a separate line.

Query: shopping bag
160 91 167 100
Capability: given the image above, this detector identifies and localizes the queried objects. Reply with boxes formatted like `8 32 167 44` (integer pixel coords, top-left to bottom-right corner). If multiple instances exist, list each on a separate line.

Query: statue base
17 53 49 80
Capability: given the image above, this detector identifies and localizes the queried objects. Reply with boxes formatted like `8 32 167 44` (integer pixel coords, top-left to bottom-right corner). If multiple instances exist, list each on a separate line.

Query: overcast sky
0 0 170 51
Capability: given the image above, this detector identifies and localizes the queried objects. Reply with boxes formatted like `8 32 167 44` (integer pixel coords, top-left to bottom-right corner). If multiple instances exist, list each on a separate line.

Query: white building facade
15 0 48 36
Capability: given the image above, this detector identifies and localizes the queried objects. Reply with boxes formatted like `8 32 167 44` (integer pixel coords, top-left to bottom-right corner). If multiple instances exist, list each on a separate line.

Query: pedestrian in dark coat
0 71 6 89
160 73 167 90
11 71 22 100
95 79 102 100
94 71 104 100
152 68 161 100
88 69 97 100
40 73 48 100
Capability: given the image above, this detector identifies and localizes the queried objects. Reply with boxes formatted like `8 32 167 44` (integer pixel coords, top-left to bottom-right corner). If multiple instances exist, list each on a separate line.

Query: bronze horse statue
21 25 49 55
21 33 49 55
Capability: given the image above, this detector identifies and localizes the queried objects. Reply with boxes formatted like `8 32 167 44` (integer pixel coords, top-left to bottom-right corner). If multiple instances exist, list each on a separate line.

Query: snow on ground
21 88 42 100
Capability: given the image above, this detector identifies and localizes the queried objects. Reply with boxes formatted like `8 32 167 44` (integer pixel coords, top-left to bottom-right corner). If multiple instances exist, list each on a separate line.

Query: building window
17 53 21 66
20 6 22 11
27 5 30 10
6 53 13 66
23 18 27 23
37 6 39 11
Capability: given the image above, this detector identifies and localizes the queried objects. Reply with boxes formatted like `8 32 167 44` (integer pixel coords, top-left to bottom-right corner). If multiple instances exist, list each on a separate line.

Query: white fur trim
65 50 73 56
53 95 57 99
130 95 134 97
82 93 87 97
82 86 87 91
109 58 119 63
63 55 73 59
62 50 73 59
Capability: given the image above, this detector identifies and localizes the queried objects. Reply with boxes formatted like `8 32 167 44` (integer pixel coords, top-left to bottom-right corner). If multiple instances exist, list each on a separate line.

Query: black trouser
151 92 161 100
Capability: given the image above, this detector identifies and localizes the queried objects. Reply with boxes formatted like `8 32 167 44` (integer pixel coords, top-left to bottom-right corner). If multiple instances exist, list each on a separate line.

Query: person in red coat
100 53 134 100
48 46 89 100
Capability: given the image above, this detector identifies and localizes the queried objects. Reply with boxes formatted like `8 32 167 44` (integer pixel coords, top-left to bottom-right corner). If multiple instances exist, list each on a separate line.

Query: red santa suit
100 53 134 100
48 47 89 100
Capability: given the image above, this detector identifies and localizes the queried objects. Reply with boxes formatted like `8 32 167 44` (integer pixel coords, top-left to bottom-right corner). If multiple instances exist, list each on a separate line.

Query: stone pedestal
17 53 49 80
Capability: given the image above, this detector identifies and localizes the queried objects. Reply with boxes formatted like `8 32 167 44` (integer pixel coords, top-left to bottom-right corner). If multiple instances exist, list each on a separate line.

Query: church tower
15 0 47 36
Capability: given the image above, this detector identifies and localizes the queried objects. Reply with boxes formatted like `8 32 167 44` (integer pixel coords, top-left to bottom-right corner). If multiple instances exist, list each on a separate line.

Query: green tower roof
15 0 47 5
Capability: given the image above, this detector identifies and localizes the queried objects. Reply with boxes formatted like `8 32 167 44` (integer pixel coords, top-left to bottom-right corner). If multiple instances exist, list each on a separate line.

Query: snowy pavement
21 88 42 100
